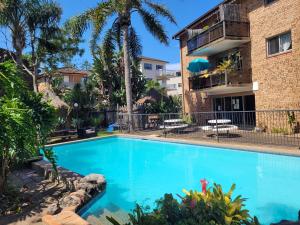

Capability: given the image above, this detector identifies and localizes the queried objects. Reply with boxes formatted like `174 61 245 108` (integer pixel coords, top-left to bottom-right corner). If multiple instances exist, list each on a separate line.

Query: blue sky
1 0 223 69
61 0 222 69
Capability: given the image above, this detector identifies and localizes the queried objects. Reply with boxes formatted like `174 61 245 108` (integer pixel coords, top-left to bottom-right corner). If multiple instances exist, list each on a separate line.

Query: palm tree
66 0 176 131
0 0 78 92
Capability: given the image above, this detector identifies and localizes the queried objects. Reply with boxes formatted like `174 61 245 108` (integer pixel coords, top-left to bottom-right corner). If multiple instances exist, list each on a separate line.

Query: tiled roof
57 67 89 76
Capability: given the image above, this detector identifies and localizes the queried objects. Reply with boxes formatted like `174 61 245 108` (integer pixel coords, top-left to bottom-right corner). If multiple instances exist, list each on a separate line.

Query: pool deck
47 133 300 157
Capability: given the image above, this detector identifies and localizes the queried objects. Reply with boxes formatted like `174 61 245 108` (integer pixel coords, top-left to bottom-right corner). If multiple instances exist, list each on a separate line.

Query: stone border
31 160 106 225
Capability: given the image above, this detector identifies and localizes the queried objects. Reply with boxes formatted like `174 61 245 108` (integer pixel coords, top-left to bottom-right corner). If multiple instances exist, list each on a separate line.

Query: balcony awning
187 58 210 73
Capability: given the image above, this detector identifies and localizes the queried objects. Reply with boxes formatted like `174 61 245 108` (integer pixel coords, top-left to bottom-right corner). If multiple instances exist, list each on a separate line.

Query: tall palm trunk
122 24 133 132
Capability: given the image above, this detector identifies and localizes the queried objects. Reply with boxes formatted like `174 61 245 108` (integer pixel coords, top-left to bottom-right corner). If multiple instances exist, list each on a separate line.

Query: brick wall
179 34 212 113
178 0 300 113
247 0 300 110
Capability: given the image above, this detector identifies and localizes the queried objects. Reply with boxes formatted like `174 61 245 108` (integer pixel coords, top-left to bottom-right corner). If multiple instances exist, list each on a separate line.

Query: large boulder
75 174 106 195
81 174 106 185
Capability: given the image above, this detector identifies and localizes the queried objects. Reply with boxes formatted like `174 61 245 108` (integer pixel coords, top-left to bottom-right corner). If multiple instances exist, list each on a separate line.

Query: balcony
189 73 226 90
188 73 253 95
187 20 250 56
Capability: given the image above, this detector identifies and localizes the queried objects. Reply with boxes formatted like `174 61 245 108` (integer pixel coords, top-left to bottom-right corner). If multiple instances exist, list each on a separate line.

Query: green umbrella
187 58 210 73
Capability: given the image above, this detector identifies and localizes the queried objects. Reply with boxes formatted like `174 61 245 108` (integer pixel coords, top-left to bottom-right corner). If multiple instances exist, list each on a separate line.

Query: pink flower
200 179 208 195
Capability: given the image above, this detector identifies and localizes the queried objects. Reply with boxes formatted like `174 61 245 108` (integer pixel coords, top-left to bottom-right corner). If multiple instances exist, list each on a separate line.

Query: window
144 63 152 70
63 76 69 83
156 65 163 70
178 83 182 88
267 31 292 56
265 0 276 5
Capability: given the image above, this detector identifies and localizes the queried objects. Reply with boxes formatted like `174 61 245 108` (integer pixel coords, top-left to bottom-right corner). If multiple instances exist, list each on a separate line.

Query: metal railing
117 110 300 147
189 73 226 90
187 20 250 54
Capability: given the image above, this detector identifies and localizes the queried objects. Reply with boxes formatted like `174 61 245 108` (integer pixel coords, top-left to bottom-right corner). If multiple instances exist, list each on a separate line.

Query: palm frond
89 1 115 55
102 28 116 66
138 8 169 45
64 9 93 39
128 26 142 61
144 0 177 25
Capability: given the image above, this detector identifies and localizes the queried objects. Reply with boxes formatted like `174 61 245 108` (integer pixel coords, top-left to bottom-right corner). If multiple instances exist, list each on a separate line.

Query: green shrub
106 181 260 225
271 127 289 135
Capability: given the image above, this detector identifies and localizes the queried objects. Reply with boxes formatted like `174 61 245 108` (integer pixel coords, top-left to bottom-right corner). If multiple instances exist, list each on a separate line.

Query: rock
81 174 106 185
69 190 87 202
74 174 106 196
59 194 82 209
46 203 60 215
75 181 95 193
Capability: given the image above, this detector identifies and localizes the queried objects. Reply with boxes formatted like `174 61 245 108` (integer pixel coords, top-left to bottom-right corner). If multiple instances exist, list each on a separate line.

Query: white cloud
166 63 181 71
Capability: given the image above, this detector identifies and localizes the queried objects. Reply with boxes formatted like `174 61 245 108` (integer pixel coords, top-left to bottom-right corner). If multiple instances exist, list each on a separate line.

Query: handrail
187 20 250 54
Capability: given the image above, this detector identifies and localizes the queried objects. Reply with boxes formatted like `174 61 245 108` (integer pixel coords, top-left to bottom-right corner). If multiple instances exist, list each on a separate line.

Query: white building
139 56 182 96
157 73 182 97
139 56 169 80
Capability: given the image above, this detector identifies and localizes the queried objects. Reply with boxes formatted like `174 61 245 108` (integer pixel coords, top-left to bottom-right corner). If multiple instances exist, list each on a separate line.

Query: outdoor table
164 119 184 124
208 119 231 125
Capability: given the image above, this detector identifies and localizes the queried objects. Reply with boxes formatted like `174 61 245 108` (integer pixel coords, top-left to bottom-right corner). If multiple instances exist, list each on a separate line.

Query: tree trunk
13 32 24 70
15 45 23 70
32 64 39 92
122 24 133 132
0 156 8 194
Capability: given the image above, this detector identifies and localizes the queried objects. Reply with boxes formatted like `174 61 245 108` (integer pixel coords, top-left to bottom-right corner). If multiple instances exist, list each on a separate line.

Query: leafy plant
42 147 58 180
106 181 260 225
0 61 57 193
215 59 235 75
271 127 289 135
182 114 193 125
287 111 297 134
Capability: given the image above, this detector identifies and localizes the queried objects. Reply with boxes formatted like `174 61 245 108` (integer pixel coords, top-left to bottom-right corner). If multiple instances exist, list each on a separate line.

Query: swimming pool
52 137 300 224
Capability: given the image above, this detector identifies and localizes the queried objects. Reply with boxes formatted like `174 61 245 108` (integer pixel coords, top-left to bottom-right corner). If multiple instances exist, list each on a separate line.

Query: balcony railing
187 20 250 54
189 73 226 90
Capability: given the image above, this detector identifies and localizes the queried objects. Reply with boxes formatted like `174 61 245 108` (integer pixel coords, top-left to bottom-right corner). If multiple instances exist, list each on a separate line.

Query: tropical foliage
66 0 176 130
0 0 82 91
143 95 182 114
91 48 146 108
107 181 260 225
0 61 57 193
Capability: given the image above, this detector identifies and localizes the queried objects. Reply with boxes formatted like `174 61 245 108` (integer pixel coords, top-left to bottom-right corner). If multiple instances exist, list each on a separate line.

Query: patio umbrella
187 58 210 73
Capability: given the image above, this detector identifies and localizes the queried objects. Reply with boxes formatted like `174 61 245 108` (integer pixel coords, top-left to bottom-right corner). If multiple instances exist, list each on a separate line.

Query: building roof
57 67 89 76
139 56 169 64
173 0 229 39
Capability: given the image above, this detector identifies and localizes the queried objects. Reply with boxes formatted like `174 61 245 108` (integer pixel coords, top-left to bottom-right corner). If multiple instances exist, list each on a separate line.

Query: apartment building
139 56 182 96
157 74 183 96
173 0 300 113
139 56 169 80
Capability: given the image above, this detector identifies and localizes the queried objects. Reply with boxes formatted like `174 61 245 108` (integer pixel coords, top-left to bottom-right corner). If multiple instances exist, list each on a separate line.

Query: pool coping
46 134 300 157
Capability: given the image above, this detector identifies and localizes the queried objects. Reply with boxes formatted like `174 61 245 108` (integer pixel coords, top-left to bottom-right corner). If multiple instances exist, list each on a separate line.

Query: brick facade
247 0 300 110
176 0 300 113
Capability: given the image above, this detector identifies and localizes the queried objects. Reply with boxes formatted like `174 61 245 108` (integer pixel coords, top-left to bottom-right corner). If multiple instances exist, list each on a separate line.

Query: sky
0 0 223 70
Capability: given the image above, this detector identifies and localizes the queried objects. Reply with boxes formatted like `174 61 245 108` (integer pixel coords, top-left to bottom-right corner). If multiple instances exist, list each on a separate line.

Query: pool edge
47 133 300 157
118 134 300 157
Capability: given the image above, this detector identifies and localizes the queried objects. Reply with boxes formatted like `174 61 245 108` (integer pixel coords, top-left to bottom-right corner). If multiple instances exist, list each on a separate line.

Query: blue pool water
52 137 300 224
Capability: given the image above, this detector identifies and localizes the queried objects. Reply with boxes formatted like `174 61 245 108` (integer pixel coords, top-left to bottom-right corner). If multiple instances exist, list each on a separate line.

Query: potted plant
287 111 297 134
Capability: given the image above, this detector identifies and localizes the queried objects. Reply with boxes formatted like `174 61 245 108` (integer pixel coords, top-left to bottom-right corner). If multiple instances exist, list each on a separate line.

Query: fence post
214 111 219 142
163 114 166 138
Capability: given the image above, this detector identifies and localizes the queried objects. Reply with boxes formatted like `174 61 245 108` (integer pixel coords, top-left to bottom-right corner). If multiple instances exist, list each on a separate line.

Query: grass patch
97 130 119 137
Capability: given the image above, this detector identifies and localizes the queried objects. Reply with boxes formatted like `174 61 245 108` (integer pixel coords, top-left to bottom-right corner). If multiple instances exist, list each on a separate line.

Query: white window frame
144 63 153 70
267 31 292 56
